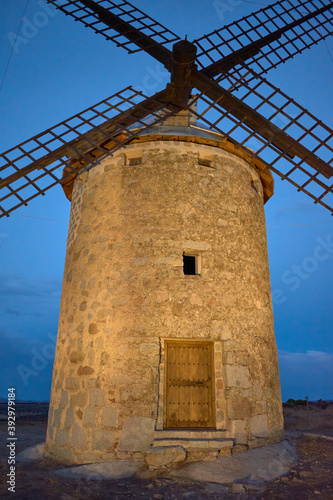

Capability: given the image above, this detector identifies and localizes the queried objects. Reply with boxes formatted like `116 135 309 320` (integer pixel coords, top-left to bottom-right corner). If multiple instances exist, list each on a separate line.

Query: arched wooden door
164 341 215 429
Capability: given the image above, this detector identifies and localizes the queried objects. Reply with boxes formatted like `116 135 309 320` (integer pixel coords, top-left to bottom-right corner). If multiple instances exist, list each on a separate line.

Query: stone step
154 430 228 440
153 438 234 451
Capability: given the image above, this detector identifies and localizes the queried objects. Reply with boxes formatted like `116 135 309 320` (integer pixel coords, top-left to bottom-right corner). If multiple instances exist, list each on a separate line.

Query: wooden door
164 341 215 429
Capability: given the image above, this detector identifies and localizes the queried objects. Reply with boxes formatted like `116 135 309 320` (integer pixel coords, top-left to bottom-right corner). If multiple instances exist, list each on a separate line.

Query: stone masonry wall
45 139 283 463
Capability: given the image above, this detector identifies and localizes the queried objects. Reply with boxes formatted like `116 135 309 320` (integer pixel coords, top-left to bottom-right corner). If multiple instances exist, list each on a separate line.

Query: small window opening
128 157 142 166
183 253 201 275
198 158 212 168
183 255 196 275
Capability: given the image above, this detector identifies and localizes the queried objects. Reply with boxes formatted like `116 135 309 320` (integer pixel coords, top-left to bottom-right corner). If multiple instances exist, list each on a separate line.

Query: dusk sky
0 0 332 402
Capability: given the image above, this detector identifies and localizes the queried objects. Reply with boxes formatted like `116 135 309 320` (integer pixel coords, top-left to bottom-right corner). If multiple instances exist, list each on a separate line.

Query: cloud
0 328 40 354
4 308 42 317
278 350 333 401
0 273 61 298
273 201 318 219
0 328 55 401
0 272 62 328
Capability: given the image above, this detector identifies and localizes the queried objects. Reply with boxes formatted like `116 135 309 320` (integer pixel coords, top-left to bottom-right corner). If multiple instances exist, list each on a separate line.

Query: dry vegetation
283 400 333 434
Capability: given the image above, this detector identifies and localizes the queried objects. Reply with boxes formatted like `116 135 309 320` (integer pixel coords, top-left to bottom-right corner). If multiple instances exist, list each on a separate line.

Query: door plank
164 341 215 429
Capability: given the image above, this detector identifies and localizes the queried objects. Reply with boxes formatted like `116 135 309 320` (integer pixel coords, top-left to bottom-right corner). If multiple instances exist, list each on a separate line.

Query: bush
284 398 307 407
317 399 329 409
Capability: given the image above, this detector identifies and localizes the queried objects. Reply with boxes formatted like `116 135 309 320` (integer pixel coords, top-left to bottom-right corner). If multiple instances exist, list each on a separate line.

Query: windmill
1 0 333 464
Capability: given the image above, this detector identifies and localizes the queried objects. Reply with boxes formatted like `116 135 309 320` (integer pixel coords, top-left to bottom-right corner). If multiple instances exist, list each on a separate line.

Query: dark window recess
129 157 142 166
198 158 212 167
183 254 196 275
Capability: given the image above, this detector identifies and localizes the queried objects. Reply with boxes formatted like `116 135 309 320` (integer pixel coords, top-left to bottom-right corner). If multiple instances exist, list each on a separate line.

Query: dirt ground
0 404 332 499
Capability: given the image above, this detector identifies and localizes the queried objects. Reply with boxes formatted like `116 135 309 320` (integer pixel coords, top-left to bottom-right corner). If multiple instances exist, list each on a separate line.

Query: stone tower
45 109 283 464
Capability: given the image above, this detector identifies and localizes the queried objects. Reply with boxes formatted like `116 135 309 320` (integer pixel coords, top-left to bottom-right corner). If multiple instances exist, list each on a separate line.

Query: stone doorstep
153 438 234 451
154 430 228 439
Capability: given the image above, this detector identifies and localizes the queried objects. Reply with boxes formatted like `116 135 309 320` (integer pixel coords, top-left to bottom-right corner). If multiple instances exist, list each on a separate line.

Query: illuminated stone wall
45 136 283 464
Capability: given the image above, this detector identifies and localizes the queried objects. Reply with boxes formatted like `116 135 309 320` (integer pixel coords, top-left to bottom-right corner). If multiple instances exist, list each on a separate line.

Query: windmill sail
190 67 333 213
47 0 180 53
195 0 333 78
0 86 178 218
2 0 333 216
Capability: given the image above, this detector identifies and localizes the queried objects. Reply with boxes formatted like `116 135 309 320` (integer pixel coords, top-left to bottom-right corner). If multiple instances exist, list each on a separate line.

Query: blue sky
0 0 332 402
